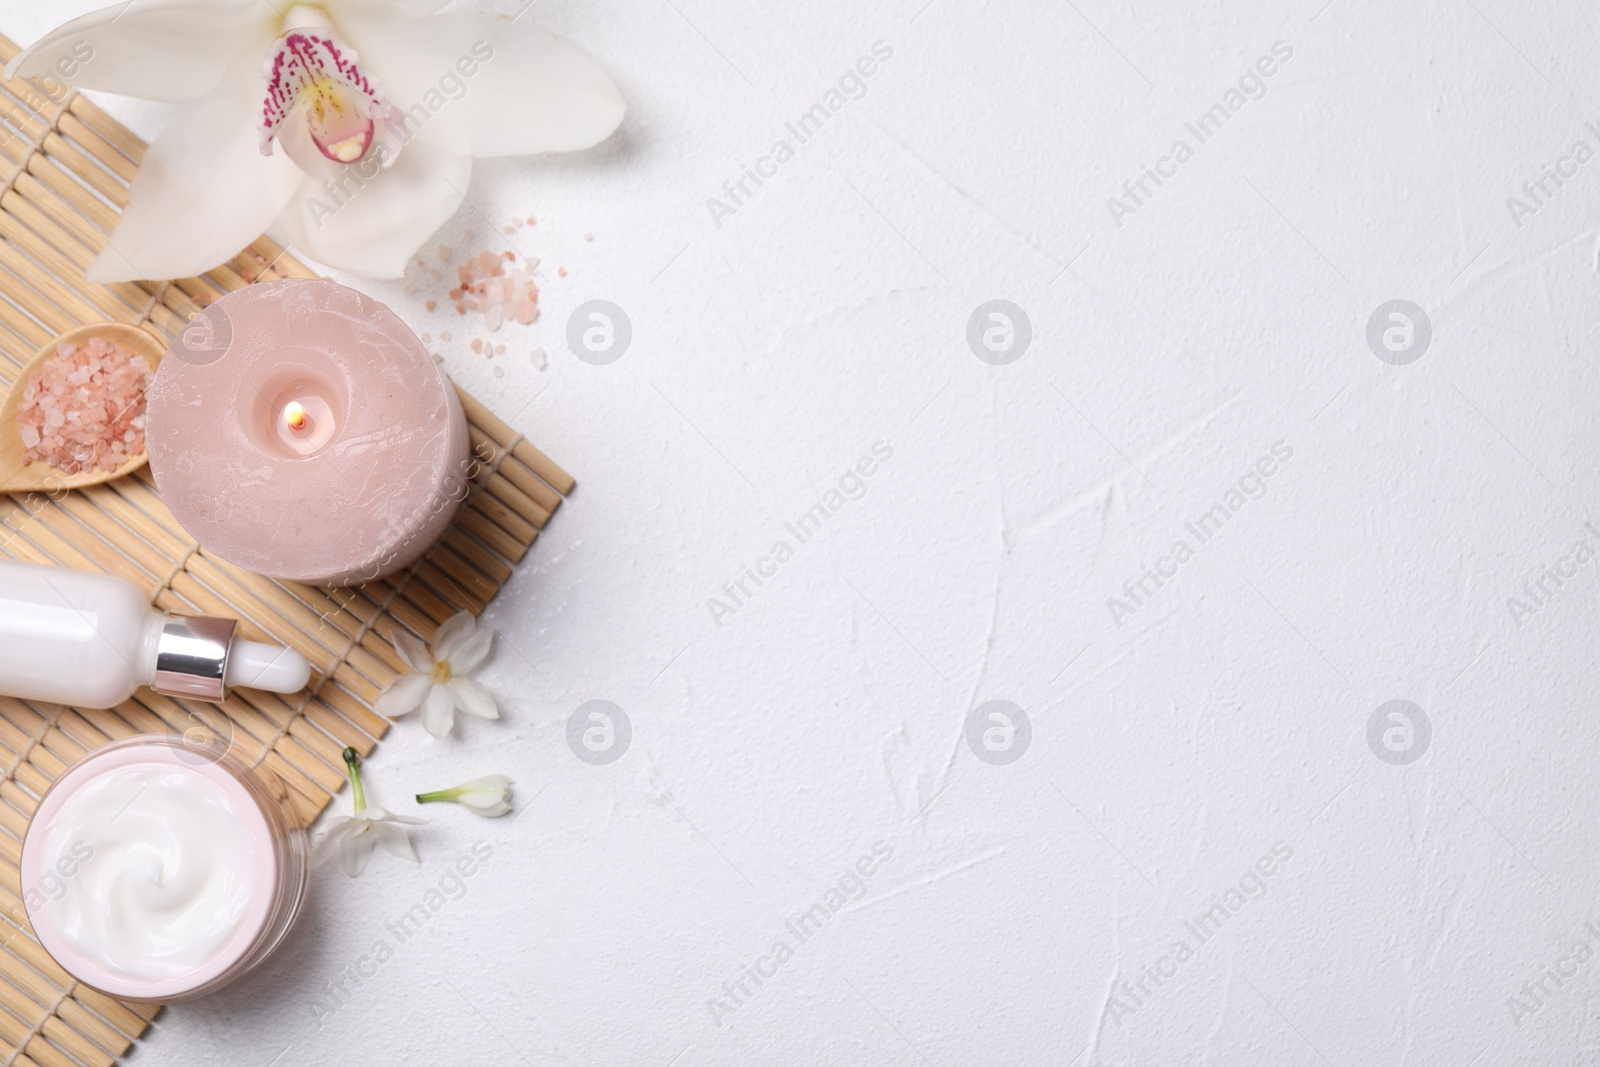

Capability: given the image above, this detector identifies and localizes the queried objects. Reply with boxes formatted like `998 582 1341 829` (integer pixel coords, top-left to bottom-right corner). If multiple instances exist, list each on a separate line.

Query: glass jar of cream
20 736 310 1002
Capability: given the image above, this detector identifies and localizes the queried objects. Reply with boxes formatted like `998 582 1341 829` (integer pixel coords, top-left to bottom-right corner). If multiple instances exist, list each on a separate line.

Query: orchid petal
375 671 431 716
260 32 394 164
447 624 493 674
392 629 433 673
6 0 275 103
450 676 499 720
86 50 300 282
431 610 476 663
421 683 456 737
277 94 406 183
326 0 454 18
274 140 469 279
334 11 625 157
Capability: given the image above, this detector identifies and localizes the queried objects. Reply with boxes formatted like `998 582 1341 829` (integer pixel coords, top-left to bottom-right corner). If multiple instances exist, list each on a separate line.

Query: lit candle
146 280 472 585
274 392 335 455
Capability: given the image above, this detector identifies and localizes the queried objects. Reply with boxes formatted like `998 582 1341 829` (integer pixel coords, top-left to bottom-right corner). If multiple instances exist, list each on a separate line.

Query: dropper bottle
0 560 310 709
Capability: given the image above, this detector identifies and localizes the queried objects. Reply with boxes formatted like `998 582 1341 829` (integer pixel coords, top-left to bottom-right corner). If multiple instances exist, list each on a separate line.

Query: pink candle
147 280 470 585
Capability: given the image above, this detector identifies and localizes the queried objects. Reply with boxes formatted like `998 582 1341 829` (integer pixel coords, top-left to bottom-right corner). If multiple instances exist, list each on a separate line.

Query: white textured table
6 0 1599 1063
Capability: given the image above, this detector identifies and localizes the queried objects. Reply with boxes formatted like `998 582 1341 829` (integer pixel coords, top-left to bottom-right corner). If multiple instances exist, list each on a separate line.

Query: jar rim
19 734 310 1002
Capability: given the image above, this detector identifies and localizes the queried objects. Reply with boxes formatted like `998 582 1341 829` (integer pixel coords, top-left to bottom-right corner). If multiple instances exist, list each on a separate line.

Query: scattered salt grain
238 250 272 284
530 348 547 371
18 336 152 474
448 249 540 332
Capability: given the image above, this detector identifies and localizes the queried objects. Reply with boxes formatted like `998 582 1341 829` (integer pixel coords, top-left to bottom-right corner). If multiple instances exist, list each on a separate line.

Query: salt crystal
17 335 151 474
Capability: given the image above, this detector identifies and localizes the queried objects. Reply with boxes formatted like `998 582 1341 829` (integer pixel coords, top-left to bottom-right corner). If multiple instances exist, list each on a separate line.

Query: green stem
415 787 459 805
343 747 367 814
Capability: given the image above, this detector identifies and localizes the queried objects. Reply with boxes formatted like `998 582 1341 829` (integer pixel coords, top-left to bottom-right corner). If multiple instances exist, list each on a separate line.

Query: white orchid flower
318 747 427 876
416 773 513 817
376 610 498 737
8 1 625 280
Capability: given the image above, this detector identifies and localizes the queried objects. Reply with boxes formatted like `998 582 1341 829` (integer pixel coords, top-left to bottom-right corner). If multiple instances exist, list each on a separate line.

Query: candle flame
285 400 307 430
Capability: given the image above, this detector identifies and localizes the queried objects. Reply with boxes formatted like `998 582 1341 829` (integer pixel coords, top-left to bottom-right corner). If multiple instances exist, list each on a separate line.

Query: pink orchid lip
260 30 390 166
306 91 374 163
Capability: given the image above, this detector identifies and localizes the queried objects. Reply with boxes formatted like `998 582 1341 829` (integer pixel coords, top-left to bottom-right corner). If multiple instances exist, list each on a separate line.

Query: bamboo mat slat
0 33 569 1064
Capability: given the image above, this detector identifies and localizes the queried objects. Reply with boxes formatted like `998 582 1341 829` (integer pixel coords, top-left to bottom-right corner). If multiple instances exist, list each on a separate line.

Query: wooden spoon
0 323 165 495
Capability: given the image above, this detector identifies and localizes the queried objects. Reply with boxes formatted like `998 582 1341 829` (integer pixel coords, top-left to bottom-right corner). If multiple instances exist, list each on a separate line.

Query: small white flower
416 773 513 817
318 748 427 877
376 611 498 738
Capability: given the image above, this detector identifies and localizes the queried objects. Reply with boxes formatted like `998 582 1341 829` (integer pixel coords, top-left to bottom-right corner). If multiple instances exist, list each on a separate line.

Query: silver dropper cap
152 615 237 702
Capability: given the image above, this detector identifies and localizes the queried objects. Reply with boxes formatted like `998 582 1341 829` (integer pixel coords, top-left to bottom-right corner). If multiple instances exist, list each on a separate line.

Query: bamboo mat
0 33 570 1066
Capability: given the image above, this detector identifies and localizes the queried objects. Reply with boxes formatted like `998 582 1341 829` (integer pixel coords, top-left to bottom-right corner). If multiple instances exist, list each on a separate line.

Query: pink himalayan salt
448 250 539 331
18 337 152 474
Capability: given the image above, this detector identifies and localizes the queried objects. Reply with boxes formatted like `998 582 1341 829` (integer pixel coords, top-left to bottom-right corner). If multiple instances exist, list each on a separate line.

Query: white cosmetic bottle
0 560 310 708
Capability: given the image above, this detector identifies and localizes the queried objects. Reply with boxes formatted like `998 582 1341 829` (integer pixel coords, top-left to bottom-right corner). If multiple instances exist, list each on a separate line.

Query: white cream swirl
37 764 261 981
